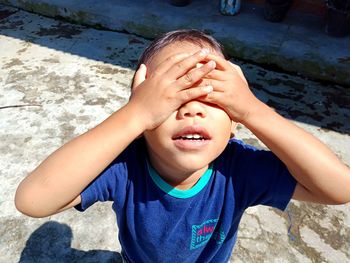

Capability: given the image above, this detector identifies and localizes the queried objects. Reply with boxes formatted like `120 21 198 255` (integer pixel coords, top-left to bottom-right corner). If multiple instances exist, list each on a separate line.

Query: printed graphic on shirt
190 219 226 250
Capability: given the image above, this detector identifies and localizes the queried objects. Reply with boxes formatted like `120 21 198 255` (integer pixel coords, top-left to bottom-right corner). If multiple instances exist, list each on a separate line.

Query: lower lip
173 139 210 151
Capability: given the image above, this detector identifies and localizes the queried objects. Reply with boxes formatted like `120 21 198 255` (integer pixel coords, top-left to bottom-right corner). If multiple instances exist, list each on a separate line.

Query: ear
230 121 238 138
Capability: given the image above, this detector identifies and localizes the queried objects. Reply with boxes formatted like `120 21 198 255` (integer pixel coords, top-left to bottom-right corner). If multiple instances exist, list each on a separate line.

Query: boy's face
141 42 234 174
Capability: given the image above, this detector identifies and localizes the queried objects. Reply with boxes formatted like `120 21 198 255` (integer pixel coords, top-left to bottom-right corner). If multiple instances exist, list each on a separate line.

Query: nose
177 101 206 119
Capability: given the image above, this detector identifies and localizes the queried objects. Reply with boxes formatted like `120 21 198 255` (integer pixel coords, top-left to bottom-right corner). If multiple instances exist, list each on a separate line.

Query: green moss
18 0 59 17
278 58 349 85
0 0 11 5
70 10 91 24
219 37 247 58
220 37 350 85
124 21 165 39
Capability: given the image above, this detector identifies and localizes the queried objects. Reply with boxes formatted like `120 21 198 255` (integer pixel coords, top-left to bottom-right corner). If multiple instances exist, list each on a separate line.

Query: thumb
229 62 248 86
132 64 147 89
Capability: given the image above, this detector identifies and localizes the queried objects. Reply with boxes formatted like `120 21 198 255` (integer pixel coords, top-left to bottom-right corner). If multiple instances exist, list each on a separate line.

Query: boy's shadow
19 221 121 263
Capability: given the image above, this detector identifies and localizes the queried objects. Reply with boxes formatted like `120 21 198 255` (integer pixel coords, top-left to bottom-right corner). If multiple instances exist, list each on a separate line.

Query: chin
170 153 215 172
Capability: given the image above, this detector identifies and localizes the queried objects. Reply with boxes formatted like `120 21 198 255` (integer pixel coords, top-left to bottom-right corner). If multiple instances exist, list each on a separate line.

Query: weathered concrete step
1 0 349 85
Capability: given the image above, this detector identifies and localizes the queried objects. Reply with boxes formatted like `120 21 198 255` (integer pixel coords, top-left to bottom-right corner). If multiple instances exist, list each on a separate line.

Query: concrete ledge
1 0 349 85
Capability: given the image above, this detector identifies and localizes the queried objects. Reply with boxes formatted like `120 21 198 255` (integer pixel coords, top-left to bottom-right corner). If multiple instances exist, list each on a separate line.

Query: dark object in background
325 0 350 37
170 0 191 6
263 0 294 22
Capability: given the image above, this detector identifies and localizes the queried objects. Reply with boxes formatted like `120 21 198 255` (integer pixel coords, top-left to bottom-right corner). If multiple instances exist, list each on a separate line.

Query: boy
15 29 350 262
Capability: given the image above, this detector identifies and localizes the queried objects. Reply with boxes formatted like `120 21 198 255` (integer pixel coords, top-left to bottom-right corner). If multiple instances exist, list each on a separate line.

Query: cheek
211 110 232 136
143 120 171 143
212 108 231 123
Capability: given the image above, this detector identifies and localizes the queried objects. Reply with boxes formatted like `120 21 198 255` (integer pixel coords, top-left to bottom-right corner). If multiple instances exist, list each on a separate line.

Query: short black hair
136 29 225 70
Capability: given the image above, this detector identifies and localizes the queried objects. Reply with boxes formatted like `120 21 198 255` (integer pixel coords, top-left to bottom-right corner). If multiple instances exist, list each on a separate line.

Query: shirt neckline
146 160 213 199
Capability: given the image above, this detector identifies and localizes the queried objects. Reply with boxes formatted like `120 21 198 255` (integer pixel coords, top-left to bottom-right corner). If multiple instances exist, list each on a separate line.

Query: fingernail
200 48 209 56
208 60 216 68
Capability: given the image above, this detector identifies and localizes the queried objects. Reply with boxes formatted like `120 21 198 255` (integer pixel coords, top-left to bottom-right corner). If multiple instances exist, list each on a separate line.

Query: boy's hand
129 49 216 130
200 57 350 205
198 55 261 123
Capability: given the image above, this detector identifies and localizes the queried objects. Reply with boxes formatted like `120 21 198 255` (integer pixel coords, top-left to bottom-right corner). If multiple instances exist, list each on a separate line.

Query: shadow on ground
19 221 121 263
0 4 349 135
0 5 143 69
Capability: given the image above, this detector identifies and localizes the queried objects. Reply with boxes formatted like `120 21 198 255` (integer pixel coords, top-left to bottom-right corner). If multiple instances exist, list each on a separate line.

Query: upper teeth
181 134 203 139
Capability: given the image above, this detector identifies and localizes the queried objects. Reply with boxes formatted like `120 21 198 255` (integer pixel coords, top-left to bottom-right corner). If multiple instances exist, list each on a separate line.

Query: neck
147 155 208 190
167 168 207 190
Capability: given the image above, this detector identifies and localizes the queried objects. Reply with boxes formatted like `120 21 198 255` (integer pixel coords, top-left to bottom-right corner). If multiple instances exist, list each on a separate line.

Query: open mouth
172 125 211 140
172 125 211 150
174 133 209 141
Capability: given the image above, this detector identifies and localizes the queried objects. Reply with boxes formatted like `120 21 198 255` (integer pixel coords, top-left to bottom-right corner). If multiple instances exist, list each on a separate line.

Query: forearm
242 101 350 204
15 103 145 217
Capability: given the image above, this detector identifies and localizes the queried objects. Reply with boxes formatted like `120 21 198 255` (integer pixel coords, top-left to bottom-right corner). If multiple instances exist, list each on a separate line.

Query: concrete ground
0 0 350 86
0 4 350 263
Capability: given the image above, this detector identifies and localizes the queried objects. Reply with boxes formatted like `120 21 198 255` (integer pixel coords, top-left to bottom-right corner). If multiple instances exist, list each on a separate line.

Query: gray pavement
1 4 350 263
0 0 350 86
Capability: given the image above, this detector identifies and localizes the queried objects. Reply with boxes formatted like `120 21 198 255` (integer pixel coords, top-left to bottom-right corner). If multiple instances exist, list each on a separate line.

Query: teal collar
146 160 213 199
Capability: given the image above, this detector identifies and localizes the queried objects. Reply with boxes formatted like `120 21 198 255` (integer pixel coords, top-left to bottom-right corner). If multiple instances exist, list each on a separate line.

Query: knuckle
170 55 177 60
167 55 176 63
201 79 211 87
184 73 193 84
176 62 184 71
205 79 213 86
205 71 214 78
165 93 173 102
185 89 195 99
152 69 162 77
181 89 194 101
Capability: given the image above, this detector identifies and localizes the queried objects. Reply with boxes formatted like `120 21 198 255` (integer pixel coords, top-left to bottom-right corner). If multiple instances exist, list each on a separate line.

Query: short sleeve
227 139 297 211
74 161 126 211
74 142 135 212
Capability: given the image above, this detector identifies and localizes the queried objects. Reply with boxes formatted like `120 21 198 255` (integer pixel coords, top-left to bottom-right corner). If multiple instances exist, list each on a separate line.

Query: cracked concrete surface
0 5 349 263
1 0 350 85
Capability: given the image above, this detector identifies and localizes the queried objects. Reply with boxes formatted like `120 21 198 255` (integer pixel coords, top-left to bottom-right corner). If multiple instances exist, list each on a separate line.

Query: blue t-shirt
76 138 296 262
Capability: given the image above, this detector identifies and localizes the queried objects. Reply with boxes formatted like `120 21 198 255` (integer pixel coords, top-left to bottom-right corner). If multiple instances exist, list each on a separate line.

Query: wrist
120 101 149 134
239 100 272 128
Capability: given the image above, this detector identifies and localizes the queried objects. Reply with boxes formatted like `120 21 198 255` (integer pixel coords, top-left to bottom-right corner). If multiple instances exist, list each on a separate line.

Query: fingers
203 54 248 85
204 54 246 77
194 78 225 91
197 90 224 107
166 49 211 78
132 64 147 89
178 85 214 103
153 52 193 76
175 60 217 88
204 54 230 71
228 61 248 85
204 69 226 80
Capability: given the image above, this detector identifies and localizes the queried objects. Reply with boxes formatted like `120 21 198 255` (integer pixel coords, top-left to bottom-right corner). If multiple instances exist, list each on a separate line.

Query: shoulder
114 137 147 162
99 138 148 183
228 138 262 151
218 138 260 162
215 138 281 179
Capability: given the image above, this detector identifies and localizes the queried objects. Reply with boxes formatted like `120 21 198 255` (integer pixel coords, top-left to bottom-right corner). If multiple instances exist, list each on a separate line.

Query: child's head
136 29 226 70
132 29 234 179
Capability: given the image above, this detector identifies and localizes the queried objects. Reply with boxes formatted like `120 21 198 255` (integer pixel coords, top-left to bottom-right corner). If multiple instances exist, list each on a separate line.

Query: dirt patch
35 23 82 39
0 9 17 20
3 58 24 69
